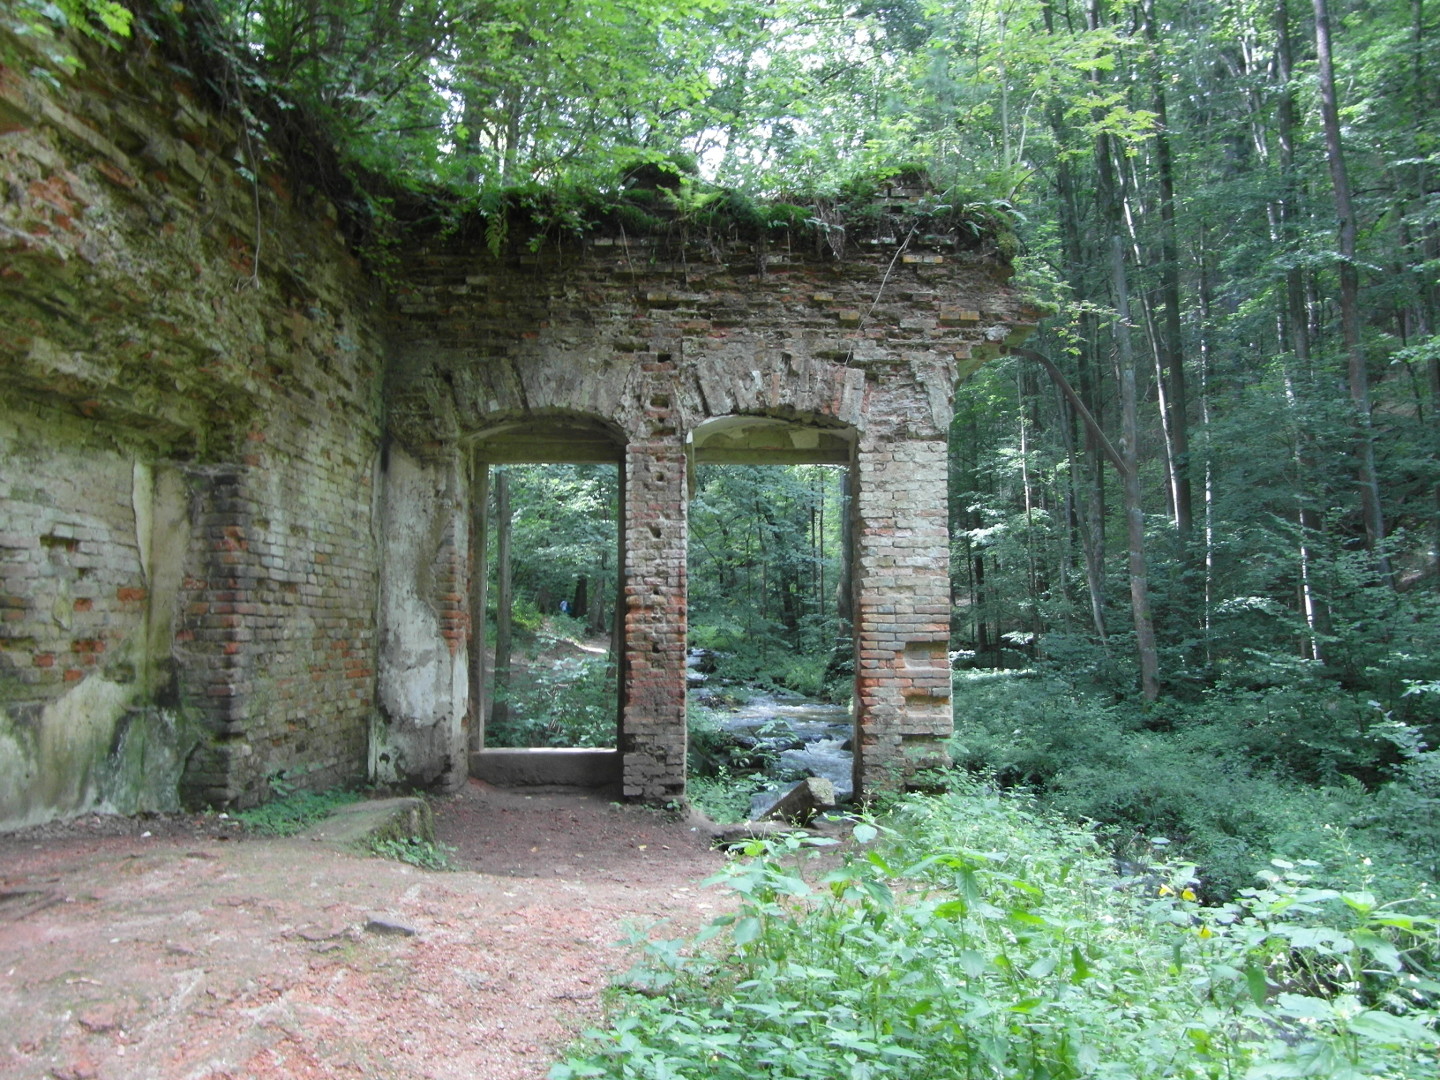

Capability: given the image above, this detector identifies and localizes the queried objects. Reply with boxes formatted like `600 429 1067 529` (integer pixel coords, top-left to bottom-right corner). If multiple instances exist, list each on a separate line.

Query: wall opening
686 417 857 803
468 419 625 789
481 463 620 748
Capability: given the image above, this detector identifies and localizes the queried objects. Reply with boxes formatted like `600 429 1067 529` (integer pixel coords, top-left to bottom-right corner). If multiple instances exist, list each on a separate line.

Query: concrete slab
303 796 435 848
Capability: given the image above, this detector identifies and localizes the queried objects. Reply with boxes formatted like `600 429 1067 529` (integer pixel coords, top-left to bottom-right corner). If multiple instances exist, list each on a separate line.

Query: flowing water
705 691 855 803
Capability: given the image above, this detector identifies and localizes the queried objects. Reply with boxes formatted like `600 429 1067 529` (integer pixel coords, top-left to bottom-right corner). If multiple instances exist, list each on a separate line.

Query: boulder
754 777 837 825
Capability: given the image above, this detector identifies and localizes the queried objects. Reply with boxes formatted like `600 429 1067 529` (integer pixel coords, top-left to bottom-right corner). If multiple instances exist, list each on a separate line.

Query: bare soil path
0 782 728 1080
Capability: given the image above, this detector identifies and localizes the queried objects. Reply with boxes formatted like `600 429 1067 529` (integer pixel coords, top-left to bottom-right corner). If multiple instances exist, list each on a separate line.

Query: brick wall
0 20 1039 824
385 223 1037 798
619 357 689 799
0 25 385 822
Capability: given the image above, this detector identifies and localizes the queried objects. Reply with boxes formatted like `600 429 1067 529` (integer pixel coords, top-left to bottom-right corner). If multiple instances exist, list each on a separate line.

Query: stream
694 687 855 812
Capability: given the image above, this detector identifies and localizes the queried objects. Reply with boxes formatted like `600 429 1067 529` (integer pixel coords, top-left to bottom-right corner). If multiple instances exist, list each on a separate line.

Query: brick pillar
851 436 953 795
179 468 260 808
620 361 687 801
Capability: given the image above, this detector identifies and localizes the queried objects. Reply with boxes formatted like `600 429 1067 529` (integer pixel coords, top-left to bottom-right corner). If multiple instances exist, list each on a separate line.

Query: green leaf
1345 1009 1437 1046
1244 963 1270 1008
1025 954 1058 979
732 916 762 946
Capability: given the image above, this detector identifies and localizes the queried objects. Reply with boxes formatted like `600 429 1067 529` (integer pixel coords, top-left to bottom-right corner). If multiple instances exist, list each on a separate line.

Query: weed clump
232 786 361 837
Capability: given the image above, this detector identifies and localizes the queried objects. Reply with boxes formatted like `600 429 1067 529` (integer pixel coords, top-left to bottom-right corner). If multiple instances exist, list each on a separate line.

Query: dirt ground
0 782 730 1080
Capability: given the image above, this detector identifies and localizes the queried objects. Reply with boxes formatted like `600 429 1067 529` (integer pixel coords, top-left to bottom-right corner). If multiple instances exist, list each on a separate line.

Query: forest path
0 782 727 1080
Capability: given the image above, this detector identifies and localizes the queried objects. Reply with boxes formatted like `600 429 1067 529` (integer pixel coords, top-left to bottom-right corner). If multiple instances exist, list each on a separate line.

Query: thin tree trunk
589 551 609 636
1143 0 1193 551
1016 347 1128 646
1275 0 1312 365
491 470 513 728
1198 239 1216 664
1112 238 1162 701
1283 368 1325 660
1017 367 1041 640
1314 0 1394 585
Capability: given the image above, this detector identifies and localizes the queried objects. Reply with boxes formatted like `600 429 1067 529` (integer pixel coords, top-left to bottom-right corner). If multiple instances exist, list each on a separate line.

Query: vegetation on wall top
15 0 1029 261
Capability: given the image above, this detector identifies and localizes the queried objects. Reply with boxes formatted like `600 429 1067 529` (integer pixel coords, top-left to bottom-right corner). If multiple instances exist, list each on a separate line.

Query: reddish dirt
0 782 729 1080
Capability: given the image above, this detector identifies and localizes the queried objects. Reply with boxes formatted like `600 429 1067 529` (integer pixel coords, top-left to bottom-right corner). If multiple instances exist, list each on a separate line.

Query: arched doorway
467 416 626 790
686 416 858 794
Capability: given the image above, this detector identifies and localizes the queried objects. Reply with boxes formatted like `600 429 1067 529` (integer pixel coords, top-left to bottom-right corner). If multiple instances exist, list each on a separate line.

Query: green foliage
232 784 361 837
553 787 1440 1080
495 464 618 623
689 464 850 699
366 835 457 871
950 669 1440 904
486 653 617 749
3 0 131 80
686 770 775 825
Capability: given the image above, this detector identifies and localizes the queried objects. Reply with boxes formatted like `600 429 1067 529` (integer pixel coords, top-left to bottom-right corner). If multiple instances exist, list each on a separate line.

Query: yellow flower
1181 888 1197 902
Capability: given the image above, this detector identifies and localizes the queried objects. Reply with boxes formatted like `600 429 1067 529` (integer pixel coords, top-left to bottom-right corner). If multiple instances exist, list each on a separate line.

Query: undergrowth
948 669 1440 903
553 781 1439 1079
367 835 457 871
231 785 361 837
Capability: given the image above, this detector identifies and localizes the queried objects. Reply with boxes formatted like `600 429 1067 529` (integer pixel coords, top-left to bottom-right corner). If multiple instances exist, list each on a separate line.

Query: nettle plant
553 785 1439 1080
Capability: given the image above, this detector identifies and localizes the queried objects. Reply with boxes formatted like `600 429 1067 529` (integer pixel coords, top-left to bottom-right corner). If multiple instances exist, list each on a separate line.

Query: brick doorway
687 416 858 787
467 418 626 791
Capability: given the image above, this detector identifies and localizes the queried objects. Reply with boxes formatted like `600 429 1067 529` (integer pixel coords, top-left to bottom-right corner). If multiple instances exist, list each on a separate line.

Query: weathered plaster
375 448 469 790
0 410 197 825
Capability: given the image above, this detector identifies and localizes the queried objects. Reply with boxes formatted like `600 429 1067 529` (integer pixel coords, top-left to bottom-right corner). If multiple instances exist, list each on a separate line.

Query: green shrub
687 769 775 824
553 786 1440 1080
488 655 617 748
367 835 457 871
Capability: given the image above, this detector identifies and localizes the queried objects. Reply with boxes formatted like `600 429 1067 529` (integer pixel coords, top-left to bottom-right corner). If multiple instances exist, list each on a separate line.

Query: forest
14 0 1440 1072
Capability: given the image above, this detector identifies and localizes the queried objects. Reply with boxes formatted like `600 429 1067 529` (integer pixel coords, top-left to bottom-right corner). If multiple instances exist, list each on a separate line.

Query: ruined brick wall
0 27 385 822
0 21 1039 825
384 226 1036 799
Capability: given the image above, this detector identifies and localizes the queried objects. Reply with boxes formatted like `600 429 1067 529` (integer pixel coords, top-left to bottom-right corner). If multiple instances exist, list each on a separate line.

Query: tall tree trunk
1275 0 1311 365
1197 235 1216 664
1112 238 1162 701
1042 0 1106 641
1408 0 1440 589
1142 0 1193 552
1016 347 1120 646
1017 366 1043 643
469 461 490 752
490 470 513 728
588 549 610 636
1313 0 1394 586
